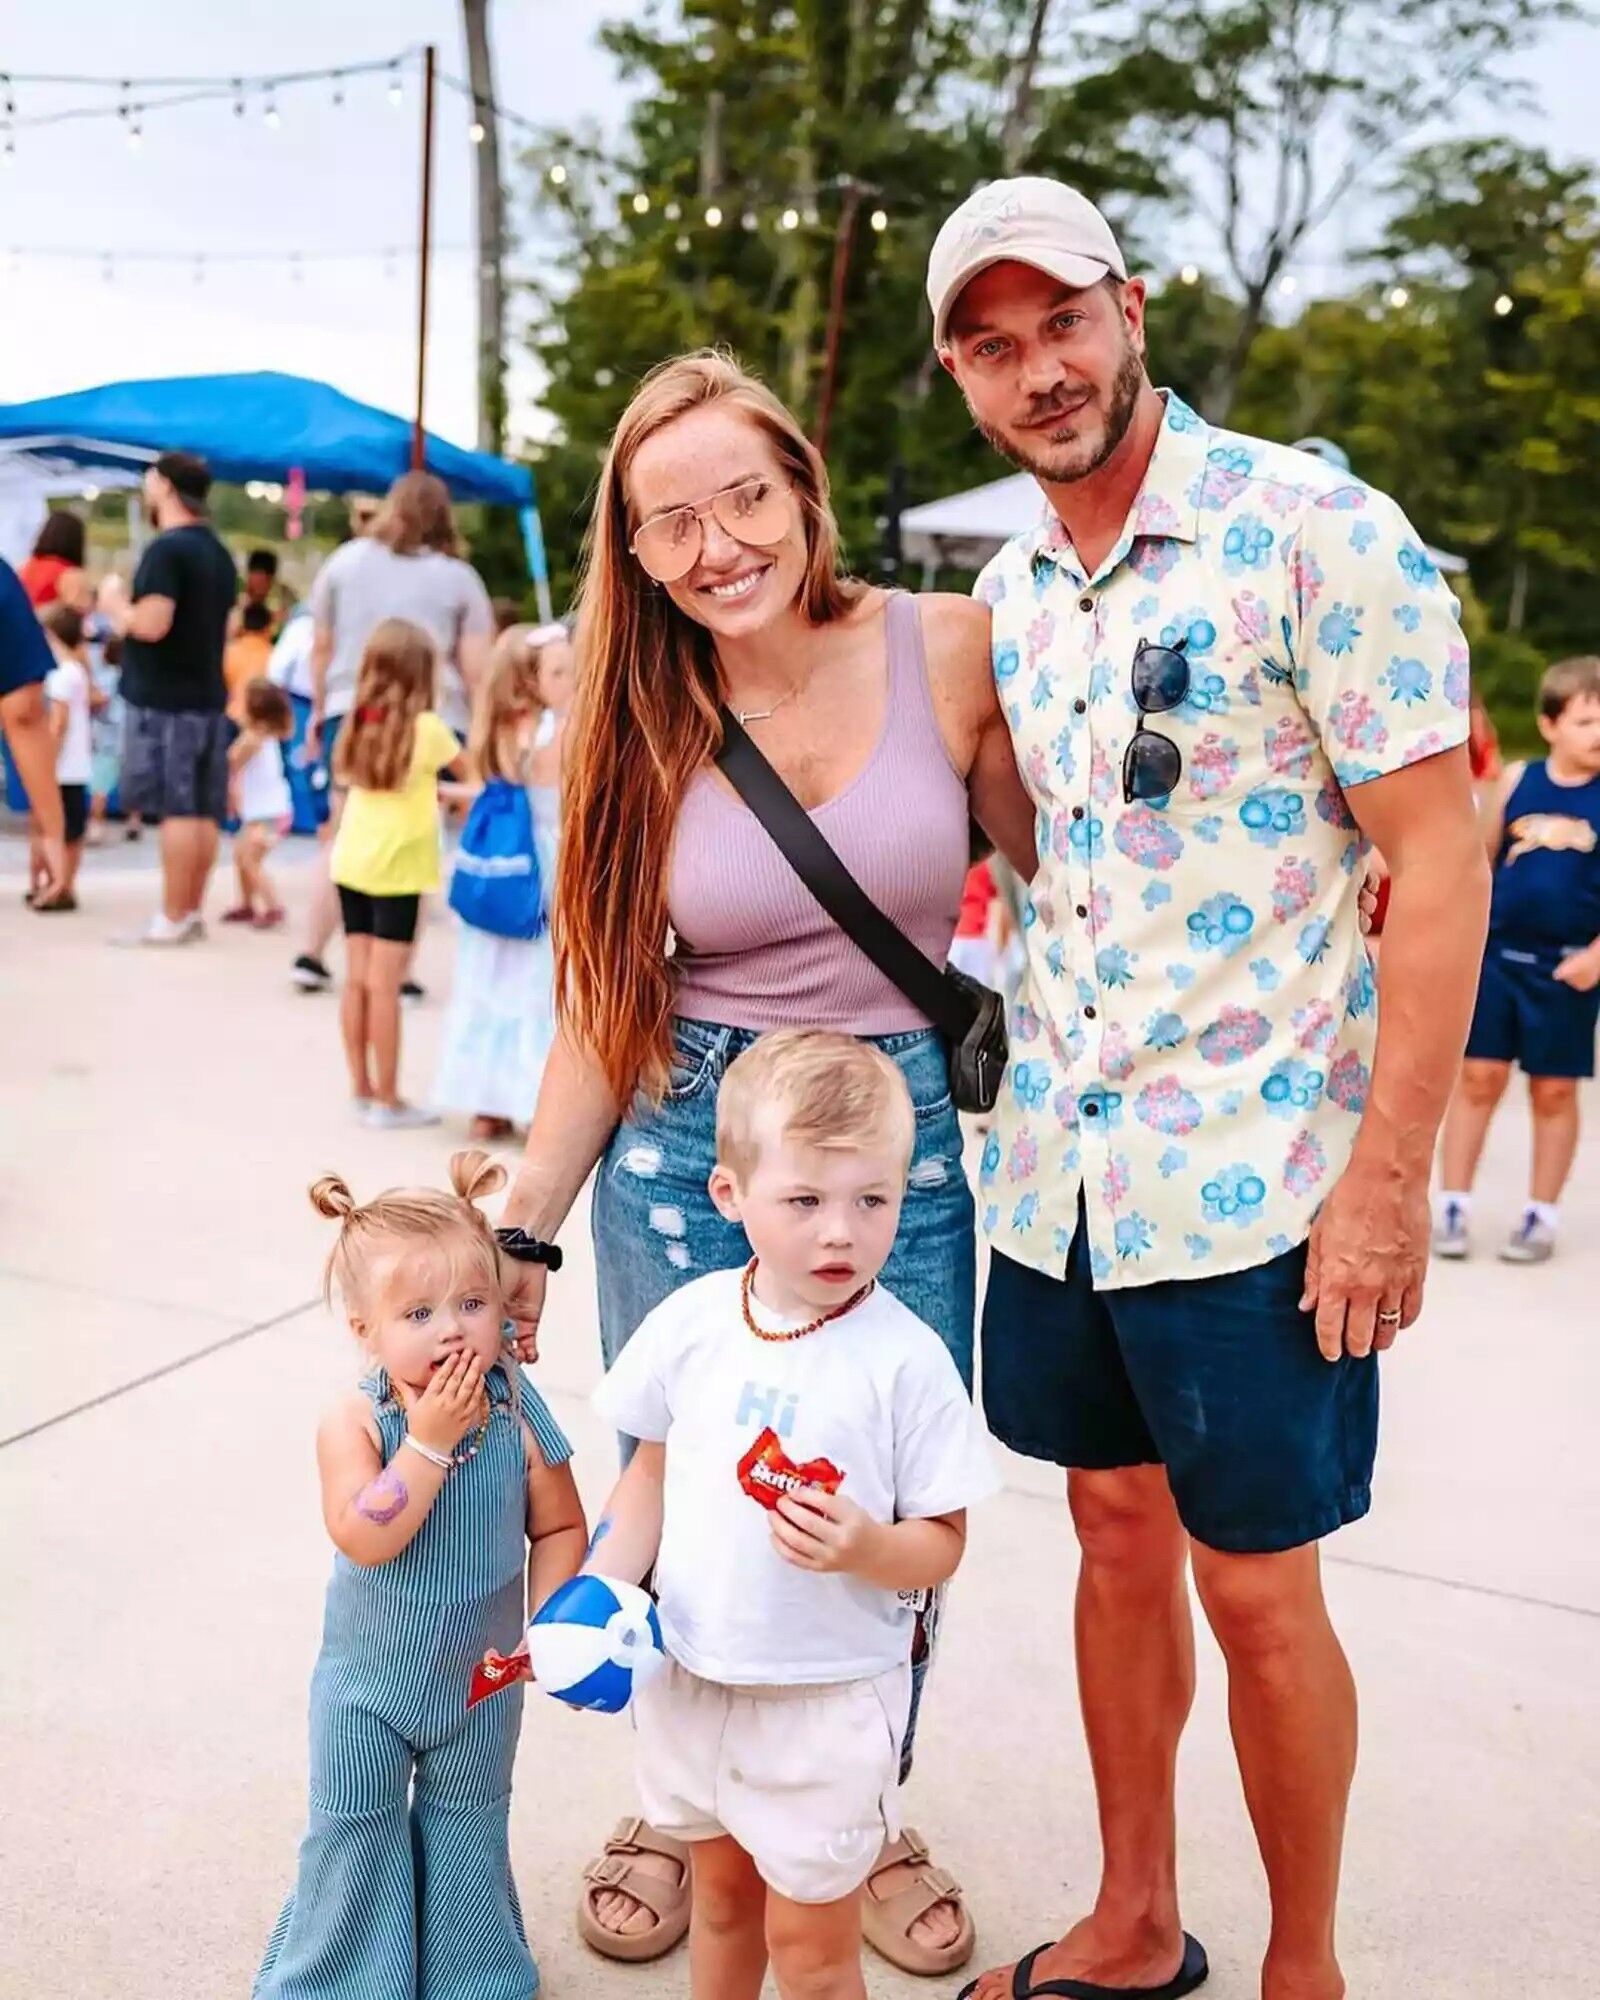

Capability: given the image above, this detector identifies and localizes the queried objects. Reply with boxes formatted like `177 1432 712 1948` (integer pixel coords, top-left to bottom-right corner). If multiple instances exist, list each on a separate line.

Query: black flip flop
959 1932 1208 2000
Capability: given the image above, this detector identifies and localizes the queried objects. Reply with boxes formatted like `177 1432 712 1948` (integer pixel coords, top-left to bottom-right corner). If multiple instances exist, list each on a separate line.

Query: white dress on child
433 782 559 1124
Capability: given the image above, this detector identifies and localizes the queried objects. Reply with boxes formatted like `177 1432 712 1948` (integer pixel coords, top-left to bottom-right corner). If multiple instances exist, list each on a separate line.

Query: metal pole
412 45 438 470
813 180 862 462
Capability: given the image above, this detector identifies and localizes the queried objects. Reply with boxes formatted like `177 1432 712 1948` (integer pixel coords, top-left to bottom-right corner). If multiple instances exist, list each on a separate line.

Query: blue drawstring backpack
448 779 546 939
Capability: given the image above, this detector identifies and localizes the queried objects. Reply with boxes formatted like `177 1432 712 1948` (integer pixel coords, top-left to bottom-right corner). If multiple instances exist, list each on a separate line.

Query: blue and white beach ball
525 1575 666 1713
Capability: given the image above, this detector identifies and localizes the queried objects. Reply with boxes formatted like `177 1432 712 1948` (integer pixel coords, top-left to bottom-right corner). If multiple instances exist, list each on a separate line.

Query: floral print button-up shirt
977 392 1470 1289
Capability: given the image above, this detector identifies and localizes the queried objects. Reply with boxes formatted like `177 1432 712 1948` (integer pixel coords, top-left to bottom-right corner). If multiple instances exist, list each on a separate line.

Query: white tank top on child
237 738 292 824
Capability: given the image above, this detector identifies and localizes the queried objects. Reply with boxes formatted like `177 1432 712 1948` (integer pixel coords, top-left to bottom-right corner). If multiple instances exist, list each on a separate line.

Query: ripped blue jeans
592 1017 976 1780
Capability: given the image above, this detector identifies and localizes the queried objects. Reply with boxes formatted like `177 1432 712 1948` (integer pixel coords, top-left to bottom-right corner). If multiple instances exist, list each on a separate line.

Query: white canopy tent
0 440 149 569
899 469 1468 583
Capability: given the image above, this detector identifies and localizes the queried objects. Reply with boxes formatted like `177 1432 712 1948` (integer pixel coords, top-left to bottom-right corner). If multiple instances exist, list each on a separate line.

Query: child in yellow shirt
330 618 466 1128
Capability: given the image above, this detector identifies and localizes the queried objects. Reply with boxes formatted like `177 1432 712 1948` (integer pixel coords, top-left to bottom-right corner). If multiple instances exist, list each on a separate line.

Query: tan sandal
861 1826 976 1976
576 1816 692 1963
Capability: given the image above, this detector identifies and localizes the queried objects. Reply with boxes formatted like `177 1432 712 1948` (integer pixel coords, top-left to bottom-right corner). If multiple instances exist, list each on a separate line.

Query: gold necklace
740 1259 874 1342
731 681 801 726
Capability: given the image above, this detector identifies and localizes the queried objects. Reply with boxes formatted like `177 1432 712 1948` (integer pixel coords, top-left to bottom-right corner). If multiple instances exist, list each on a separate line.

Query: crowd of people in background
1 455 577 1144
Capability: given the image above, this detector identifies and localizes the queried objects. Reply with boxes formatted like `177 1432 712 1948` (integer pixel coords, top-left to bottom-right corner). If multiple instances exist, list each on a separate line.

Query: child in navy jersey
1437 657 1600 1261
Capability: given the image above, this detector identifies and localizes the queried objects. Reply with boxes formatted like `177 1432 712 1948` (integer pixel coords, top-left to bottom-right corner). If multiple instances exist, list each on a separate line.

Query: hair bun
309 1174 357 1221
449 1149 508 1207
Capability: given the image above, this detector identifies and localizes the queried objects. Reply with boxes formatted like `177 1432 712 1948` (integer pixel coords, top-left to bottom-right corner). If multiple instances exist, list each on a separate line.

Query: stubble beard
979 337 1146 487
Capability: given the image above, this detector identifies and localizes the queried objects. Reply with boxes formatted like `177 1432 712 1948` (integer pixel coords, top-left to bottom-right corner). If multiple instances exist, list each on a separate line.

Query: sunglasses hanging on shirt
1122 636 1191 805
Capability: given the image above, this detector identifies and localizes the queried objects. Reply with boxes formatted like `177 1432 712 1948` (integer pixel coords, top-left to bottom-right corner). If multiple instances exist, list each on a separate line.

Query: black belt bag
714 707 1010 1115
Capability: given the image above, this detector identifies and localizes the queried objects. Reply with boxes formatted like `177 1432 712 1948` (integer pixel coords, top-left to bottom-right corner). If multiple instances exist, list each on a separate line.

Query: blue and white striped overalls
255 1362 572 2000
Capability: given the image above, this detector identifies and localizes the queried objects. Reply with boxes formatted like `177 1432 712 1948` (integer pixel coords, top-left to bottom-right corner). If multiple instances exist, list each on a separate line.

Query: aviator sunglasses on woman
629 475 791 582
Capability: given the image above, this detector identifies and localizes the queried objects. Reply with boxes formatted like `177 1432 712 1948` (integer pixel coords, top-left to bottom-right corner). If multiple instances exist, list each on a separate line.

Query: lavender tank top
668 592 969 1035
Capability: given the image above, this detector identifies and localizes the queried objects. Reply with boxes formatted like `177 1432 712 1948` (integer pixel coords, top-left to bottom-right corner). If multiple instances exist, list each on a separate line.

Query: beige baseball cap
927 176 1127 344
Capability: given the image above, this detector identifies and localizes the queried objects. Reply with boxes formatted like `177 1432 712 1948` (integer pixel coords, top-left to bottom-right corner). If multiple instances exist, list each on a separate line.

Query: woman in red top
19 512 90 612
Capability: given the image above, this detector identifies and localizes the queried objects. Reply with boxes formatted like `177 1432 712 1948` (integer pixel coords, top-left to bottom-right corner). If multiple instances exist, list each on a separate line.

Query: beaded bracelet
402 1433 455 1472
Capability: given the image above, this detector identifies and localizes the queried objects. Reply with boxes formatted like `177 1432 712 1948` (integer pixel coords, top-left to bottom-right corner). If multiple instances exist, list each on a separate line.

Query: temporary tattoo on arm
585 1516 612 1559
356 1467 409 1525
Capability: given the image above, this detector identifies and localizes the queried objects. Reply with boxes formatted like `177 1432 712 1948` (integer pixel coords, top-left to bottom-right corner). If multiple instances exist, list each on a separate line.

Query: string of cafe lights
3 242 475 283
0 57 1529 317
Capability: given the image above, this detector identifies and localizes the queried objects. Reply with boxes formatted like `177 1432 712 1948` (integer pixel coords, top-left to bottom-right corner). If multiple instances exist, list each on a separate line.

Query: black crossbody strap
714 707 970 1041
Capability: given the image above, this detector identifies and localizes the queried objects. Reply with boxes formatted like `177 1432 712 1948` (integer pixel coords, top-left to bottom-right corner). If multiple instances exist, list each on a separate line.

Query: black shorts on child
337 887 421 946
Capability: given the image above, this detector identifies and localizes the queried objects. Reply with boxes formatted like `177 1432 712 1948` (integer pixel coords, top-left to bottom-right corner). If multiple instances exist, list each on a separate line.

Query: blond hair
310 1150 506 1311
332 617 436 792
555 350 867 1104
715 1029 915 1182
1540 656 1600 721
467 625 560 783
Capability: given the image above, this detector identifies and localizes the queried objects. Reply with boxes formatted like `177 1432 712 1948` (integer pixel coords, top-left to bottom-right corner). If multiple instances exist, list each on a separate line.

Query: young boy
588 1029 996 2000
1437 656 1600 1262
32 602 96 911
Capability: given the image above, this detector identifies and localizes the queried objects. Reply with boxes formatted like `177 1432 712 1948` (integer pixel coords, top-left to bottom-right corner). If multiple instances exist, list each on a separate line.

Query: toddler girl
225 677 295 928
435 622 576 1140
32 602 97 911
329 618 467 1127
255 1150 586 2000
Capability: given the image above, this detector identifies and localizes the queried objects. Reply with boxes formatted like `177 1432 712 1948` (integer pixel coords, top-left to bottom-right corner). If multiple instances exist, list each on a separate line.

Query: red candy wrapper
468 1648 534 1710
737 1426 845 1513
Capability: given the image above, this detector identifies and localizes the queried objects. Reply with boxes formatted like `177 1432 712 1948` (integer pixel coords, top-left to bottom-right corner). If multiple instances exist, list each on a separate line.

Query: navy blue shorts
1465 941 1599 1080
981 1204 1378 1554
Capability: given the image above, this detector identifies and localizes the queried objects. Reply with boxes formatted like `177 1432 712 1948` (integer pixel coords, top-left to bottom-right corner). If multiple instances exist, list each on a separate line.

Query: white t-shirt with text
593 1267 998 1687
44 658 92 785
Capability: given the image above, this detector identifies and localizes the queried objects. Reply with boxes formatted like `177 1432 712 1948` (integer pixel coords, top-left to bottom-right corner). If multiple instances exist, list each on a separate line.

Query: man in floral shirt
930 181 1490 2000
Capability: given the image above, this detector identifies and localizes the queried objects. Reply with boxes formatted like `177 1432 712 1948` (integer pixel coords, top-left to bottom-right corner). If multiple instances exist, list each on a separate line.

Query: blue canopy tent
0 370 537 509
0 371 551 826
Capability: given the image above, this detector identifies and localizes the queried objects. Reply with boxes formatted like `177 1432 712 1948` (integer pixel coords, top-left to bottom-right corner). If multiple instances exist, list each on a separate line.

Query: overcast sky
2 1 1596 454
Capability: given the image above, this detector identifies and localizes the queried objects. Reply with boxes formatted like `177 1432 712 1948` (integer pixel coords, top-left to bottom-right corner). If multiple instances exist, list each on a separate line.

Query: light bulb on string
595 367 615 387
264 96 281 129
1387 285 1410 309
2 138 14 168
675 233 690 253
233 79 245 118
632 192 650 214
664 200 681 221
548 162 568 186
1179 263 1200 286
780 207 799 232
870 209 888 233
128 117 143 150
388 63 404 107
470 118 486 144
802 204 819 226
705 204 723 227
1494 292 1514 317
1279 273 1297 296
331 73 345 109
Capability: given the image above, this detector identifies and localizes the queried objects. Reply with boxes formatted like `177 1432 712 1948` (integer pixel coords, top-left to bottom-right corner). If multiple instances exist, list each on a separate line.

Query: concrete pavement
2 835 1597 1999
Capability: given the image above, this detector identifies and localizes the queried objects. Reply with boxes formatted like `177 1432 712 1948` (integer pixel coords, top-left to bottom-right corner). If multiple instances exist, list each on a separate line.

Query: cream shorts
632 1656 913 1904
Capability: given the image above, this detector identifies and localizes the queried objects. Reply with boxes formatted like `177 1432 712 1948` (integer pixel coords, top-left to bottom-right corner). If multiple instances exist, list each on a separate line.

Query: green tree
517 0 1172 604
1116 0 1572 419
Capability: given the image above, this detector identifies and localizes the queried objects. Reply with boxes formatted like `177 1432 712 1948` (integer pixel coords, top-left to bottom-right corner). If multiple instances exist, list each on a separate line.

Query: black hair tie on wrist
494 1227 563 1272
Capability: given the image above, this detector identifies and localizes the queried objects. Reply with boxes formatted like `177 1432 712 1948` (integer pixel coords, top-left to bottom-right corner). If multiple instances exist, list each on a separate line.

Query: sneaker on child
1501 1210 1557 1264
